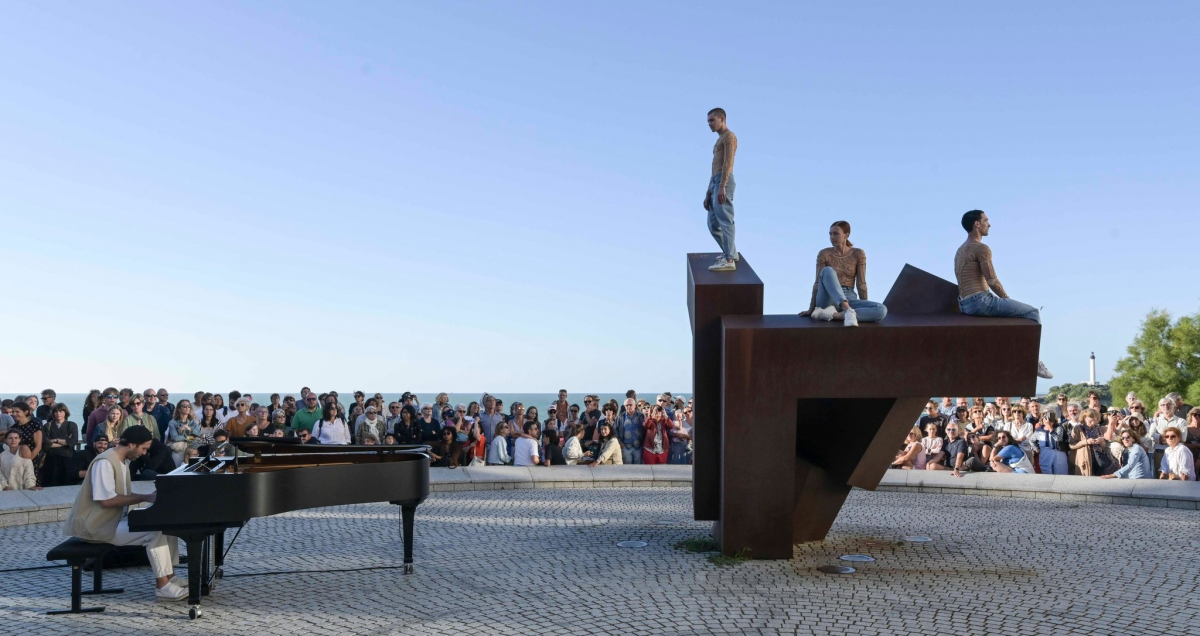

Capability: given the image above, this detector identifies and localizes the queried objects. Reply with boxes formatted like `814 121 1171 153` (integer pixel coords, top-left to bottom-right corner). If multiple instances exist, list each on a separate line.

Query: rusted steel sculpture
688 254 1040 558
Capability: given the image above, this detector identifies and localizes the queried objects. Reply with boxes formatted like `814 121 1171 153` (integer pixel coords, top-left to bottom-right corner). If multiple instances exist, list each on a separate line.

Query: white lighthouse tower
1089 352 1096 386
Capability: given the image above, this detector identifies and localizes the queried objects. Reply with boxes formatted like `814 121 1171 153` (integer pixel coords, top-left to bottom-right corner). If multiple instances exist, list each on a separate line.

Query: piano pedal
214 567 224 579
189 606 203 620
403 563 414 575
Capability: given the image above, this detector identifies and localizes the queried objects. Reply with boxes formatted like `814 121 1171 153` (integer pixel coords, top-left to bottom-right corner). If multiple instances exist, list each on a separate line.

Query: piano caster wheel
214 567 224 579
189 607 202 620
403 563 414 575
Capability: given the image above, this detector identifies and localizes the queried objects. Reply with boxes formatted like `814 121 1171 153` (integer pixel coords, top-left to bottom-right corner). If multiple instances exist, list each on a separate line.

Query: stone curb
874 469 1200 509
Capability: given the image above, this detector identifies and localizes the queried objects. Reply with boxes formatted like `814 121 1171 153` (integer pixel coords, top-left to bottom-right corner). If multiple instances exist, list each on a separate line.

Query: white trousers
110 518 176 579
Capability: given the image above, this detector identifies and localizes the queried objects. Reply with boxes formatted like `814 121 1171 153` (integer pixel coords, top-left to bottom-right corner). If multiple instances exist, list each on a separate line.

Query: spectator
313 402 351 445
393 406 420 445
488 422 512 465
221 398 255 438
92 406 124 445
1148 398 1186 444
641 405 674 465
157 389 173 418
1086 391 1108 418
1007 406 1034 457
356 407 388 445
964 406 995 464
193 404 220 455
1100 429 1153 480
1025 400 1042 425
1184 408 1200 458
7 402 45 485
593 422 623 465
669 405 693 465
120 395 160 442
542 429 566 466
920 422 944 469
462 419 486 465
944 422 983 475
1167 392 1193 420
938 397 955 419
479 396 505 442
989 431 1035 474
292 394 323 434
1069 408 1111 477
42 403 79 487
563 424 590 465
85 388 119 440
547 402 568 434
616 398 645 465
919 401 948 437
429 427 460 468
1031 412 1069 475
432 393 451 424
143 389 172 439
129 438 177 480
212 393 233 425
1 430 39 490
891 427 927 470
166 400 200 465
416 405 441 445
1159 427 1195 481
512 421 541 467
81 390 102 425
70 435 108 484
1050 393 1069 420
35 389 57 422
950 406 969 426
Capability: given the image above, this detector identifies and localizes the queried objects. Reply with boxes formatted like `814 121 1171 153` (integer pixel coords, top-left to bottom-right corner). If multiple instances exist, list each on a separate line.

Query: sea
21 391 691 423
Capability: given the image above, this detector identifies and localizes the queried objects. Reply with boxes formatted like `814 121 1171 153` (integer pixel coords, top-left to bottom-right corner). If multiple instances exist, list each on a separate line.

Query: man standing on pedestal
704 108 739 272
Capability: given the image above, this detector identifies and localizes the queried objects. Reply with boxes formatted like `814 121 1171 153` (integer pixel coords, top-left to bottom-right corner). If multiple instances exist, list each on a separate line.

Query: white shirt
1148 416 1186 444
513 437 540 467
563 436 584 465
1 448 37 490
88 457 128 501
1161 445 1196 481
314 418 351 445
215 406 235 426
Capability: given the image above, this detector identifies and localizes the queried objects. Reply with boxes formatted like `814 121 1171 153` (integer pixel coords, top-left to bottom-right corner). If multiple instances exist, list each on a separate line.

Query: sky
1 1 1198 395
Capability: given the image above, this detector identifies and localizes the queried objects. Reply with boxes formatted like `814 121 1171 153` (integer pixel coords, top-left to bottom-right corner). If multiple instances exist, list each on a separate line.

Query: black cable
0 564 68 574
223 563 412 579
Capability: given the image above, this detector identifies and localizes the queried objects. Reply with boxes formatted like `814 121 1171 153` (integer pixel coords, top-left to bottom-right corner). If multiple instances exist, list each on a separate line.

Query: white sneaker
708 258 736 272
843 308 859 327
1037 361 1054 379
170 575 188 588
155 581 188 602
820 306 838 321
809 307 828 320
731 253 740 262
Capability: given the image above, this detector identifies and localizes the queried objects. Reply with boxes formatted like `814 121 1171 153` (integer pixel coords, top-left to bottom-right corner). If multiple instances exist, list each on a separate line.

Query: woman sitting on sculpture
798 220 888 327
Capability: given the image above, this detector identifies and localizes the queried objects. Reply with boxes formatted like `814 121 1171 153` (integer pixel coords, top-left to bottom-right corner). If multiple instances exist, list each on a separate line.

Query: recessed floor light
839 554 875 562
617 541 648 548
901 535 932 543
817 565 856 574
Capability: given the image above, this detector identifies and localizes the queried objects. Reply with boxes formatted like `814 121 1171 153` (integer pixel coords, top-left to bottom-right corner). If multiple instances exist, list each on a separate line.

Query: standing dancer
704 108 738 271
955 210 1053 378
798 221 888 327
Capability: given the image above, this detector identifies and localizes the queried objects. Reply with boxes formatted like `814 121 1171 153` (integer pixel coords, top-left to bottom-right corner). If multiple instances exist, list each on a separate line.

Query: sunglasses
105 394 118 399
1164 435 1179 440
1120 436 1133 441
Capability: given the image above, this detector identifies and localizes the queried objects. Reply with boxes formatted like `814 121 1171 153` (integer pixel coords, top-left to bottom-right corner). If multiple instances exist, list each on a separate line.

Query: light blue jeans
958 291 1041 323
707 173 736 260
814 267 888 322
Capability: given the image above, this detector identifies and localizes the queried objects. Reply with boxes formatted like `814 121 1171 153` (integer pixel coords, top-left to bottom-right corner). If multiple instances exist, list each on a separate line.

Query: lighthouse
1089 352 1096 386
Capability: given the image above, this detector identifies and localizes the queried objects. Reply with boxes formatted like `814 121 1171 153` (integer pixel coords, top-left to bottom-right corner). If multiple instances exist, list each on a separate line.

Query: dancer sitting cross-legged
798 221 888 327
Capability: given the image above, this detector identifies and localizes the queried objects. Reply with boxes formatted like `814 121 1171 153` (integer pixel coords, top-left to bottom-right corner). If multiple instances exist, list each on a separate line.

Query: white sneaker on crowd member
809 307 829 321
708 257 736 272
843 308 859 327
155 581 188 602
1037 361 1054 379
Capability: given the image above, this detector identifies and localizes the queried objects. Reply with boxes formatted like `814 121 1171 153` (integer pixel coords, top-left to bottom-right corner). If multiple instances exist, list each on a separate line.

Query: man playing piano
62 426 189 602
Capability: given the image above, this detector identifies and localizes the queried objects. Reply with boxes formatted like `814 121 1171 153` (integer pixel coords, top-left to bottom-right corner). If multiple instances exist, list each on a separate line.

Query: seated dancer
798 221 888 327
955 210 1053 378
63 426 188 602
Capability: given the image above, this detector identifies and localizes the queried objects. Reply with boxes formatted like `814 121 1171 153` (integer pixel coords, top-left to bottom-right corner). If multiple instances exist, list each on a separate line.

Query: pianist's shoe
170 575 189 588
156 581 188 602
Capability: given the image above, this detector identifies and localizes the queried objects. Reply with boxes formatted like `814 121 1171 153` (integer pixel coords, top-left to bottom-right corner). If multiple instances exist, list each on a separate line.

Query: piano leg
182 536 205 615
200 535 212 596
400 504 416 575
213 529 225 579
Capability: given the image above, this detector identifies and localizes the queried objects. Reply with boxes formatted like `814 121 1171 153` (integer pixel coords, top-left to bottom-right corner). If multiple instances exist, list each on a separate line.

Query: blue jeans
707 173 736 260
814 267 888 322
958 291 1041 323
622 446 642 465
667 439 691 464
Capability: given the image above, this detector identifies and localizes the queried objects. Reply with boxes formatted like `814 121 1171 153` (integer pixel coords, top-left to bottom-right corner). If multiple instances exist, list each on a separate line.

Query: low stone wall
0 464 693 528
4 464 1197 528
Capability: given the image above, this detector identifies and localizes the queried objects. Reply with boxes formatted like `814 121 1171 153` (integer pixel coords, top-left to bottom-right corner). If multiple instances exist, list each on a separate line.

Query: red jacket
642 416 674 454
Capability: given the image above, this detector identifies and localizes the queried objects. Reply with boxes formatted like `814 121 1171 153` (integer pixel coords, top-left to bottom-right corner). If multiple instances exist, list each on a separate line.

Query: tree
1109 309 1200 408
1044 382 1111 406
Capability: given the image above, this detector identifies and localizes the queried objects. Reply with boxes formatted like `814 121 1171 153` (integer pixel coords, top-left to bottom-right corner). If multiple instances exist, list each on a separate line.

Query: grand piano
127 439 430 619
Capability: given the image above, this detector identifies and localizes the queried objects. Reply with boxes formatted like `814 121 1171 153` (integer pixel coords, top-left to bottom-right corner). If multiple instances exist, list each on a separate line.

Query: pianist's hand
143 492 157 504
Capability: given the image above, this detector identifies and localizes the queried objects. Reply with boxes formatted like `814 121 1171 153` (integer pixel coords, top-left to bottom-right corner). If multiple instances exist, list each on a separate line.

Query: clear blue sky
1 1 1197 394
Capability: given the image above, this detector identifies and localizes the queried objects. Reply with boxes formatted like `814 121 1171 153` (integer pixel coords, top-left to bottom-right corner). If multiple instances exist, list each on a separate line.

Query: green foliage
674 537 719 553
706 548 750 566
1109 309 1200 408
1043 382 1111 405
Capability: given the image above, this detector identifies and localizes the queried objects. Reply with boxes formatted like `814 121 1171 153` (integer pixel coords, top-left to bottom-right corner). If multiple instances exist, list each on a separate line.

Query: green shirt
290 407 322 433
118 413 160 441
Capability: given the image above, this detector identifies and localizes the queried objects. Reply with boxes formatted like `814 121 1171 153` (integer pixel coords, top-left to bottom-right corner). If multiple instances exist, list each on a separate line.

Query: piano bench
45 539 125 615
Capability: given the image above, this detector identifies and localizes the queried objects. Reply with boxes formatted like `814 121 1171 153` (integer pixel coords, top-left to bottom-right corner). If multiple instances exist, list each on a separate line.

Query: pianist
63 426 189 602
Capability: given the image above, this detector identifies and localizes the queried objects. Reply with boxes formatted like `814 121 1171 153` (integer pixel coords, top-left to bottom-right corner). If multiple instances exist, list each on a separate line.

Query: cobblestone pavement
1 488 1197 636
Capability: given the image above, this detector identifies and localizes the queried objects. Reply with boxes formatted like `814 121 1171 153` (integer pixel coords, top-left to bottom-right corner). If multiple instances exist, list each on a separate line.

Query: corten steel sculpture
687 253 1041 559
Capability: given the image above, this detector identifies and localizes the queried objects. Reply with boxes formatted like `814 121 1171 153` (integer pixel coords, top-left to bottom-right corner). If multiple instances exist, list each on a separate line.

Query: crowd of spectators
0 388 695 489
891 391 1198 481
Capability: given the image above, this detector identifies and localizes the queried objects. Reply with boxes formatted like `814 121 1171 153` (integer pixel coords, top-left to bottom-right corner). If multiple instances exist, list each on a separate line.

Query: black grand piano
127 439 430 619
